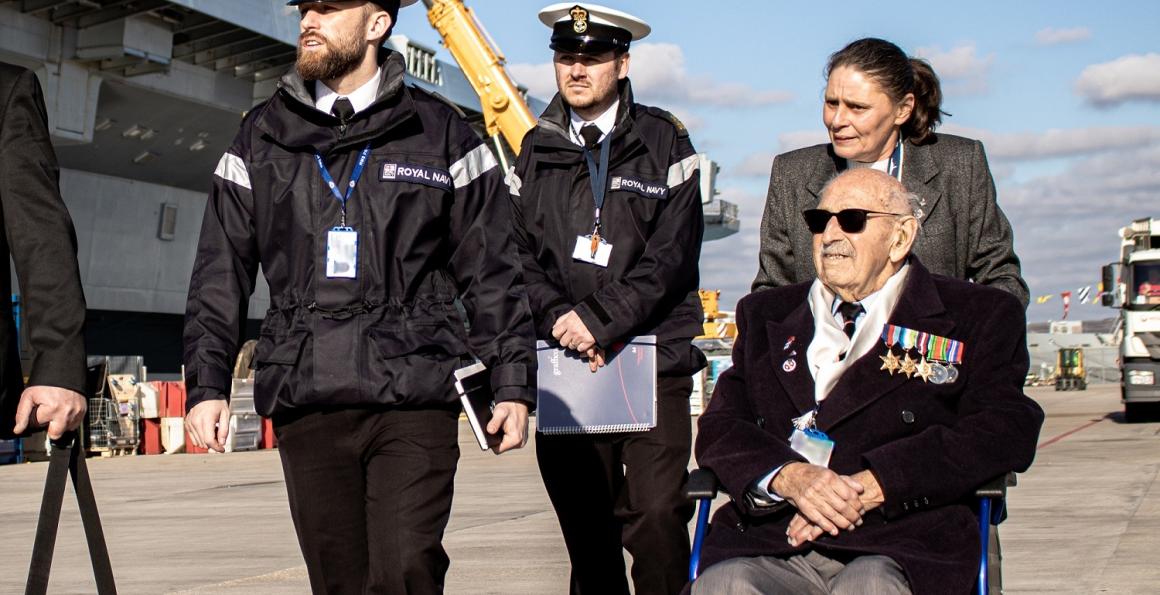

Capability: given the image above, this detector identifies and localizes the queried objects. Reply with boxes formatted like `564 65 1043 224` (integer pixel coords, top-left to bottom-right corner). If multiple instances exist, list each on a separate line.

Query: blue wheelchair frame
686 469 1013 595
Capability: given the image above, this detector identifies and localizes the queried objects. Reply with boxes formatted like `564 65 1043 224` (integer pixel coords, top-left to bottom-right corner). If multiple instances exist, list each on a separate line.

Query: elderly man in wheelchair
690 169 1044 594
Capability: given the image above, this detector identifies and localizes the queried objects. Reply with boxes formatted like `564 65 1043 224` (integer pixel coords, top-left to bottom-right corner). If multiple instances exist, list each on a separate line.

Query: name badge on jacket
380 162 453 192
610 176 668 200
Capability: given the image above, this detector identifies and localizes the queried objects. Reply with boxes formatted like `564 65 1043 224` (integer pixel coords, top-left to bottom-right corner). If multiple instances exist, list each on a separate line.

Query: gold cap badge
570 5 588 34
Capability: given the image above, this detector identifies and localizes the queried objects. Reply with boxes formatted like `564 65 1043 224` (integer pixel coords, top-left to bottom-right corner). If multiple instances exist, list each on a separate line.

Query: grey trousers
691 551 912 595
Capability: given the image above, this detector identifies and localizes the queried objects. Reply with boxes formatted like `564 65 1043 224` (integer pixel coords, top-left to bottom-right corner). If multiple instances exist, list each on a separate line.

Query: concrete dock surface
1 384 1157 594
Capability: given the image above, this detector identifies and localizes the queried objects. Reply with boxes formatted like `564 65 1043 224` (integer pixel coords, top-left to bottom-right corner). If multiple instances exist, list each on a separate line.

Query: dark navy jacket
508 79 705 377
183 51 536 416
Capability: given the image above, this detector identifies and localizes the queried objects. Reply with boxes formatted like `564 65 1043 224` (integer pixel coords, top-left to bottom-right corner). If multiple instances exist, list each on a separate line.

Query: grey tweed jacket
751 133 1029 307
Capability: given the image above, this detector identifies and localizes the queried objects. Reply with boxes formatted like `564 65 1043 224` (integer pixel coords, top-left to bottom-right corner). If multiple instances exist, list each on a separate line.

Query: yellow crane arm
422 0 538 154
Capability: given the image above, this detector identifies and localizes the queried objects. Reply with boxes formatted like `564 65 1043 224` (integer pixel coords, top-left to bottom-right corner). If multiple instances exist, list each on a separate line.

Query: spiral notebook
536 336 657 435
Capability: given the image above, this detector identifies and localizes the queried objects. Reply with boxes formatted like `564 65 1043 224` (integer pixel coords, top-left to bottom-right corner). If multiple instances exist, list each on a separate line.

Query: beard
296 28 367 82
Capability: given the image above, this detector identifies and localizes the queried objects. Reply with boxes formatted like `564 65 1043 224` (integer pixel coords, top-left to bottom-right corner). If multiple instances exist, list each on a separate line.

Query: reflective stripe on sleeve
667 153 700 189
450 143 499 189
213 153 251 190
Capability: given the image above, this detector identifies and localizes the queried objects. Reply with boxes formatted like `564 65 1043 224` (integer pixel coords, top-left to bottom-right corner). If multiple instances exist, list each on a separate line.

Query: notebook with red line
535 336 657 435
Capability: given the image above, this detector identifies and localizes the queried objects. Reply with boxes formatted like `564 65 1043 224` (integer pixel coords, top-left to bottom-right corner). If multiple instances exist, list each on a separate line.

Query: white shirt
314 67 382 116
806 264 910 404
568 100 619 146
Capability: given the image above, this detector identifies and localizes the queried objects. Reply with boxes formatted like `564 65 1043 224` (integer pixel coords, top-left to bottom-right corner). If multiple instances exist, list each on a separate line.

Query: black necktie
332 97 355 124
837 301 864 339
579 124 602 149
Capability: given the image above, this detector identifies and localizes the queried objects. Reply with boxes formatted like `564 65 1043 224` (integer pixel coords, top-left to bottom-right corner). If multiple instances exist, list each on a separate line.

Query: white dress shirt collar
806 263 911 403
829 287 884 326
314 67 382 116
568 100 619 146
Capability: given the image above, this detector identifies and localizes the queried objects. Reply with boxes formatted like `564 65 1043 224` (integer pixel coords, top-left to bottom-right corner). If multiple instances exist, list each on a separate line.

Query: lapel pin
783 336 795 351
783 358 797 373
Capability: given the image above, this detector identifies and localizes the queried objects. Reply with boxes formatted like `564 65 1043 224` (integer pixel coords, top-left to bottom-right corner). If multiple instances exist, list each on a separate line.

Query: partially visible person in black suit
752 38 1028 307
0 62 87 441
693 168 1043 594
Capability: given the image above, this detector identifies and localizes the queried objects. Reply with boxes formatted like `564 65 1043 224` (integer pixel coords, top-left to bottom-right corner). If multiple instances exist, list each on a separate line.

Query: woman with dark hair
751 37 1028 306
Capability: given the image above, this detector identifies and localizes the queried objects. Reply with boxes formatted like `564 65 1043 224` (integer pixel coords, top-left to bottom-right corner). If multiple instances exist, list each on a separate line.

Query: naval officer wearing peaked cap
509 4 707 594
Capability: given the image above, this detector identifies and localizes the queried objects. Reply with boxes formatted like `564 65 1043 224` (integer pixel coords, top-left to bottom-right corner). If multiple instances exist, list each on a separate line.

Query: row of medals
879 346 959 384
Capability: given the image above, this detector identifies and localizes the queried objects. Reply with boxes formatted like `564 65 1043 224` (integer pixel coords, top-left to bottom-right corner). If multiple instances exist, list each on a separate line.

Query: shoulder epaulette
645 106 689 138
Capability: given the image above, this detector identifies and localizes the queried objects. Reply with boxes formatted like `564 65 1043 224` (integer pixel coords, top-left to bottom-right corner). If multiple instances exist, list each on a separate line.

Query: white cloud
509 43 793 110
914 43 994 95
1000 142 1160 321
1035 27 1092 46
730 130 829 178
508 62 557 102
941 124 1160 161
1075 53 1160 107
630 43 793 108
778 129 829 153
733 152 774 177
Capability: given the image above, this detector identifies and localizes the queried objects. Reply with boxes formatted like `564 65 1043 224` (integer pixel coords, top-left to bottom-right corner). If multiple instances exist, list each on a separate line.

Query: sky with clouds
397 0 1160 322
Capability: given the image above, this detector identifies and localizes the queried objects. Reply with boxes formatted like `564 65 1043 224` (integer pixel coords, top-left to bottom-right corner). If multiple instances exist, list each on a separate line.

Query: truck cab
1103 218 1160 421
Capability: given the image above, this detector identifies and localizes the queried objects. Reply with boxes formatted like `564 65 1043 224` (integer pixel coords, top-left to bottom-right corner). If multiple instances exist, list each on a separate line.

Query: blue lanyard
887 137 904 180
582 132 612 231
314 143 372 227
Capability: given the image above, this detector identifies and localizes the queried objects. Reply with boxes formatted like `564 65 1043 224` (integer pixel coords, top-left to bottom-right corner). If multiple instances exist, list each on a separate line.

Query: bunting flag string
1033 282 1106 307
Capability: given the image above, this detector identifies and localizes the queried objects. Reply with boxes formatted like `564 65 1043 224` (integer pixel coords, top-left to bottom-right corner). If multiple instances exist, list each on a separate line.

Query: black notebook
536 336 657 435
455 361 502 451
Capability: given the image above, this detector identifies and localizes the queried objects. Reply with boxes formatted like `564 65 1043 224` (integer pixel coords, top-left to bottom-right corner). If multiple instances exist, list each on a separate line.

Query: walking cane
25 432 116 595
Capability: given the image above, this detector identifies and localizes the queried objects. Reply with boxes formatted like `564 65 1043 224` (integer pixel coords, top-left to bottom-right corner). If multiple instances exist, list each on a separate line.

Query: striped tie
837 301 864 339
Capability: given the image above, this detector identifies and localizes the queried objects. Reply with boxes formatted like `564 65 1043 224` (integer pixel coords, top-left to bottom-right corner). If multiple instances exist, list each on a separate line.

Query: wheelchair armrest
974 471 1016 500
686 468 720 500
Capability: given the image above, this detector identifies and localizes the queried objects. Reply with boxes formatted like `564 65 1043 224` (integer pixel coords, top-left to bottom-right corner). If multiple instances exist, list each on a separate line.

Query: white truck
1102 217 1160 422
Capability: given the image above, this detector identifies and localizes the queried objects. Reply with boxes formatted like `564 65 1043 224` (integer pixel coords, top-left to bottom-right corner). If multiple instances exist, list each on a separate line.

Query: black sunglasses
802 208 907 234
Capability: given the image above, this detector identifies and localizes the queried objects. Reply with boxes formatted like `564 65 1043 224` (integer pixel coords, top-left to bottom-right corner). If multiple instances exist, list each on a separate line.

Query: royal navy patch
610 175 669 200
380 162 453 192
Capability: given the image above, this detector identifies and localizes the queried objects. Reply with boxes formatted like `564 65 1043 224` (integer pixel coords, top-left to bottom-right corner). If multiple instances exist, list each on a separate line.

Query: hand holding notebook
536 336 658 435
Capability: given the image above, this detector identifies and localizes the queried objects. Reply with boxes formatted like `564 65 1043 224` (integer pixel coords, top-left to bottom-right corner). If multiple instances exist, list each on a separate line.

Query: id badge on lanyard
315 143 372 279
789 409 835 467
574 133 614 268
326 227 358 278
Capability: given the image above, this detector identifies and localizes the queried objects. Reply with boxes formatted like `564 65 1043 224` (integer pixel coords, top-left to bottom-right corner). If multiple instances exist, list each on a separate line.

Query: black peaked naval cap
286 0 418 9
551 21 632 55
539 3 651 55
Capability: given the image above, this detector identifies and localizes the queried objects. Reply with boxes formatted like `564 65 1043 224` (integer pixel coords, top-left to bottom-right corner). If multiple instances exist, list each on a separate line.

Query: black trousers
273 407 460 595
536 376 695 595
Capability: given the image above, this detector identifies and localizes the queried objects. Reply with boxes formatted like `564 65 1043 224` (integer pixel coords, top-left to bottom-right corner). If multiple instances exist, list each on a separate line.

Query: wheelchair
685 469 1013 595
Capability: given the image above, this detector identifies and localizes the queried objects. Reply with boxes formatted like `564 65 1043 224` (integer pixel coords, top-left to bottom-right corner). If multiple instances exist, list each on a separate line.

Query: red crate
163 382 187 418
140 419 163 455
